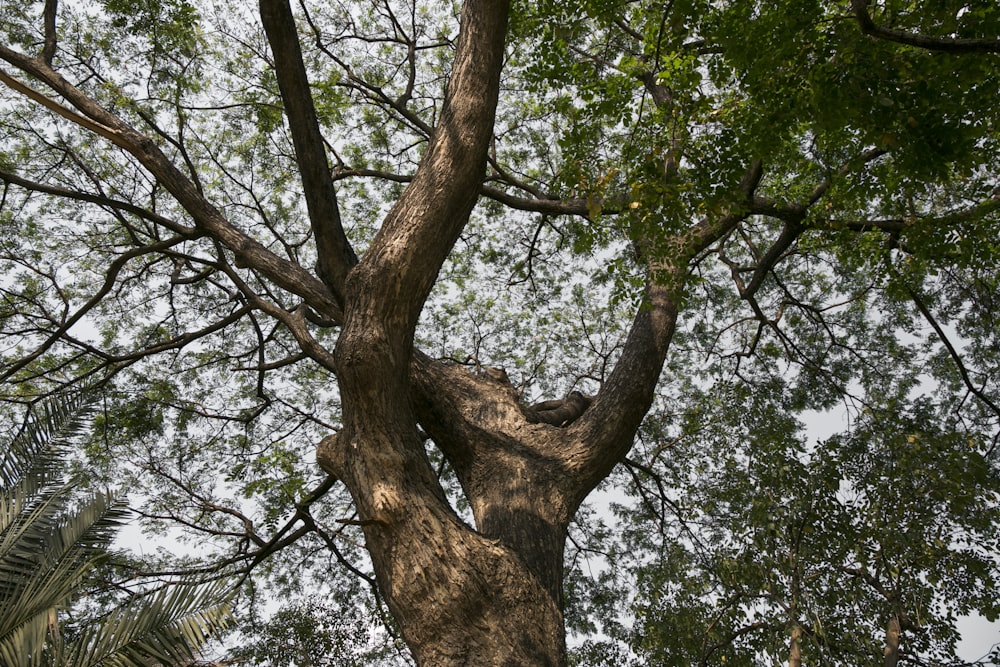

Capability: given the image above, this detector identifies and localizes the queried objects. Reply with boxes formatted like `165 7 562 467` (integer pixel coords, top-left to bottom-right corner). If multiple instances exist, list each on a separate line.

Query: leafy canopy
0 0 998 663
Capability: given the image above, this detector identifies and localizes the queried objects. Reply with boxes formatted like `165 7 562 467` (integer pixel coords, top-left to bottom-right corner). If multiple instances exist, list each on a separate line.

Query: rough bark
527 391 592 426
311 0 576 662
259 0 358 305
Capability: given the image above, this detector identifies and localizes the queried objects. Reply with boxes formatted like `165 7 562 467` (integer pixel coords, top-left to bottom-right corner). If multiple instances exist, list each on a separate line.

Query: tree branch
742 221 804 300
348 0 511 330
851 0 1000 54
0 46 344 323
0 167 194 235
906 285 1000 421
0 236 193 383
259 0 358 304
572 160 763 481
526 391 592 426
42 0 58 65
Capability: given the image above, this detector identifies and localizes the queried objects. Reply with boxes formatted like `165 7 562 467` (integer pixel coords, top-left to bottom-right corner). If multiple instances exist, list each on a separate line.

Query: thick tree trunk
0 0 746 664
311 0 578 662
259 0 738 660
318 425 567 665
317 353 574 665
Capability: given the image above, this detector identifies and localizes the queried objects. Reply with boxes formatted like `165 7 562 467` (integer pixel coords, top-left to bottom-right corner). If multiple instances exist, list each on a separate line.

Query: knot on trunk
316 432 349 478
525 391 592 426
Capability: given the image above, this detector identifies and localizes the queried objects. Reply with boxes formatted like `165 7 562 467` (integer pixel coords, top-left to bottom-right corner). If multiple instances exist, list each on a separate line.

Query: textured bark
527 391 592 426
311 0 575 662
259 0 358 304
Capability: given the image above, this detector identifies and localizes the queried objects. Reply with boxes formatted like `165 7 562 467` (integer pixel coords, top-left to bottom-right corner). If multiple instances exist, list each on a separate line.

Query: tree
0 0 998 665
0 391 232 667
595 381 1000 665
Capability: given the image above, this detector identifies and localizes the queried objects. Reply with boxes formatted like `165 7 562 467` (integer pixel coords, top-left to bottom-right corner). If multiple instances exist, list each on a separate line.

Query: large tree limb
317 3 576 663
569 160 763 489
0 48 343 323
343 0 511 332
259 0 358 305
42 0 57 65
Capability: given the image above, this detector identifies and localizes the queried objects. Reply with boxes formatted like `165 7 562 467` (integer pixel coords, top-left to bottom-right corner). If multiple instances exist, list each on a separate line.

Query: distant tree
0 392 232 667
593 380 1000 665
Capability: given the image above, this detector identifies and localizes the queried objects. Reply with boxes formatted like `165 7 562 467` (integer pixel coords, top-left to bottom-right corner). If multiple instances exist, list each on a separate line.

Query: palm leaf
1 391 234 667
0 609 50 667
0 489 130 666
62 580 233 667
1 390 98 532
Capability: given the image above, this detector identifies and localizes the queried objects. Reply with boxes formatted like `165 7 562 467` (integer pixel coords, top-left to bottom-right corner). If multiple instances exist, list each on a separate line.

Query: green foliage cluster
229 597 405 666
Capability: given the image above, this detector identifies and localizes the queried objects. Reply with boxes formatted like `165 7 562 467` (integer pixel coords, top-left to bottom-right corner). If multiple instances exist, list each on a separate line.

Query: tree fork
317 425 567 665
306 0 577 661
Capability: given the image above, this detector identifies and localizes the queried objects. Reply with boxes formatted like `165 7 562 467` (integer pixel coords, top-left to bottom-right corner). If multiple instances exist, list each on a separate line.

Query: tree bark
883 614 901 667
788 623 803 667
312 0 578 662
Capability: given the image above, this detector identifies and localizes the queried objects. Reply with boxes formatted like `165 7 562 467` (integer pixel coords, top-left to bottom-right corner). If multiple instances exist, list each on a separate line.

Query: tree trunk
0 0 749 663
318 424 567 665
256 0 736 660
883 614 901 667
788 623 803 667
310 0 579 661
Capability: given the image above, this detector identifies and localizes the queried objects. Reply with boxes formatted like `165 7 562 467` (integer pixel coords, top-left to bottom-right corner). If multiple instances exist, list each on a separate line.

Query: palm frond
1 390 98 532
0 490 130 664
0 609 51 667
1 391 234 667
63 581 234 667
0 390 128 665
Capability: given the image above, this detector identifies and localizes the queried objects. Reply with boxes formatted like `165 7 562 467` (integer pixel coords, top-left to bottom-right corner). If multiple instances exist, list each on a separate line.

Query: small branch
0 236 193 383
907 285 1000 421
213 254 339 372
742 222 804 300
0 167 194 235
331 165 623 219
0 45 344 323
851 0 1000 53
238 475 340 575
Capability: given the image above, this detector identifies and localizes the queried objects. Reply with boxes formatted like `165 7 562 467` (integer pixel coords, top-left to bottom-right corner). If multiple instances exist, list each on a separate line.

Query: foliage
228 596 406 666
580 374 1000 665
